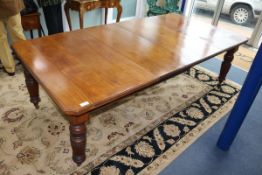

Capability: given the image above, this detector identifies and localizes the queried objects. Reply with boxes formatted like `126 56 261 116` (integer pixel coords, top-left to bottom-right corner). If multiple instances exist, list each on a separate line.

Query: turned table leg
24 67 40 109
69 115 89 166
218 46 239 83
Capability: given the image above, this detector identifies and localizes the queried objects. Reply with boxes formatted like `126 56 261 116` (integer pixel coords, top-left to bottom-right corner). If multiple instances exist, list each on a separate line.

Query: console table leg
218 46 239 83
116 4 122 23
24 67 41 109
64 2 72 31
69 115 89 166
79 6 85 29
105 7 108 24
30 30 34 39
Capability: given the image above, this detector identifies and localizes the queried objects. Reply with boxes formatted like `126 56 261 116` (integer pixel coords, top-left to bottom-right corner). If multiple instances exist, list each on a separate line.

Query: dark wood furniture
13 14 248 166
64 0 122 30
21 13 43 38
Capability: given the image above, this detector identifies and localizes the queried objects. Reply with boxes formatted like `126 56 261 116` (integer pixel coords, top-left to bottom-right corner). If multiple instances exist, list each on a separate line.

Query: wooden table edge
13 40 247 116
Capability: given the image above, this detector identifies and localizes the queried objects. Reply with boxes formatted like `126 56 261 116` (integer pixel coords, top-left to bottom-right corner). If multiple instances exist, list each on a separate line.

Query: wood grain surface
13 14 248 116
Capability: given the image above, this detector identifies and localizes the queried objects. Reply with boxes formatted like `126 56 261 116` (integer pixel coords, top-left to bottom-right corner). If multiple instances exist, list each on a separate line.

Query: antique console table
64 0 122 30
21 12 43 38
13 14 247 166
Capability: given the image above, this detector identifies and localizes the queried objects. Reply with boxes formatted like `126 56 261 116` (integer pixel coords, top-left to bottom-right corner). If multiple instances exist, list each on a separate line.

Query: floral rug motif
0 65 240 175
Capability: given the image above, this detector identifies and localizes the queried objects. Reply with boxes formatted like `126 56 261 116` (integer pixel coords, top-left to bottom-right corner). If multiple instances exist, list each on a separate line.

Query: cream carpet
0 65 240 175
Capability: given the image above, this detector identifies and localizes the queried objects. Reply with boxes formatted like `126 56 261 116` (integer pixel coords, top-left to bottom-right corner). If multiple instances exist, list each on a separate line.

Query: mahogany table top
13 14 247 116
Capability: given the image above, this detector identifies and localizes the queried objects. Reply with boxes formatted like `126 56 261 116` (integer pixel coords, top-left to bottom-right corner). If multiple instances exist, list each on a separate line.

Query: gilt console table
64 0 122 30
13 14 247 166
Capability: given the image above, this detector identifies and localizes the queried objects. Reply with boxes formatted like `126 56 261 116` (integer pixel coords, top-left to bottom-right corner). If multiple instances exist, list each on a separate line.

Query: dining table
12 13 248 166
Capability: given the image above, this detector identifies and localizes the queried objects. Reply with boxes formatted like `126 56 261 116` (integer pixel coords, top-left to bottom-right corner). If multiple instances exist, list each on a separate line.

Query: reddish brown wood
69 122 86 166
64 0 122 30
13 14 248 117
21 12 42 38
13 14 248 165
219 47 239 83
23 67 40 109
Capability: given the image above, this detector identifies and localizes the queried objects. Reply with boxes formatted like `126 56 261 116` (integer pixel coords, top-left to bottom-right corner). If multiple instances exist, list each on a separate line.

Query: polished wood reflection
13 14 247 165
64 0 122 30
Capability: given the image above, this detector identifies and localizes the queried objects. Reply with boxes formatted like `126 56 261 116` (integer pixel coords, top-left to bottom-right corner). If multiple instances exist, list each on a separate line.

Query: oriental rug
0 65 240 175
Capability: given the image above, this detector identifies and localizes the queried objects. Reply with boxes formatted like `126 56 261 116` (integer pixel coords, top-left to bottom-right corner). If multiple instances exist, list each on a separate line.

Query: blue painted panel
217 44 262 150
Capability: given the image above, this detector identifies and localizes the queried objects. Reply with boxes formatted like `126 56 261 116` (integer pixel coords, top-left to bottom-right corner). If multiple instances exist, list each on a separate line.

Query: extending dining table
12 14 248 166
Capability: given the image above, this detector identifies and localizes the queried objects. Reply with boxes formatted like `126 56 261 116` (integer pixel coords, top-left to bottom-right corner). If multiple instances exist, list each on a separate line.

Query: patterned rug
0 65 240 175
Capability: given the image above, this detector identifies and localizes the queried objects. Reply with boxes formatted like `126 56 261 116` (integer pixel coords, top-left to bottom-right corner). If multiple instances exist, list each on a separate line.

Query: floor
160 58 262 175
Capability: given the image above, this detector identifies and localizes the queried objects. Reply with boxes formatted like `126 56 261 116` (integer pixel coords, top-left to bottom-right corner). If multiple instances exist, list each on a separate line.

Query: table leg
69 115 89 166
23 67 41 109
116 4 122 23
30 30 34 39
38 28 42 37
79 6 85 29
64 2 73 31
218 46 239 83
105 7 108 24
